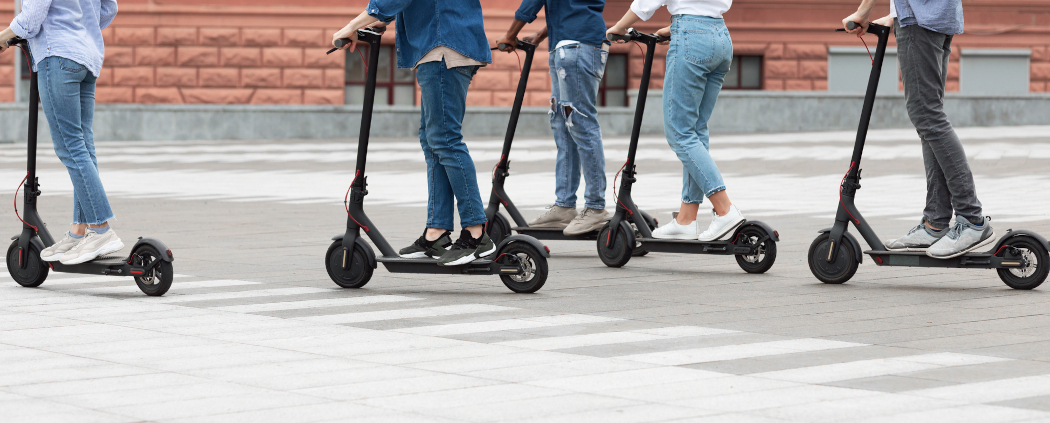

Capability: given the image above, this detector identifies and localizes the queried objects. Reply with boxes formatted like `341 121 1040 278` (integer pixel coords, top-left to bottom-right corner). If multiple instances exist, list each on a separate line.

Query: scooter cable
344 169 369 232
612 160 633 217
856 33 873 64
13 172 38 232
839 161 860 225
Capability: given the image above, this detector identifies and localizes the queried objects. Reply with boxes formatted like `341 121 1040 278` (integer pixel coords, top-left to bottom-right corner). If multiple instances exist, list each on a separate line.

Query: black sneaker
438 230 497 266
399 230 453 258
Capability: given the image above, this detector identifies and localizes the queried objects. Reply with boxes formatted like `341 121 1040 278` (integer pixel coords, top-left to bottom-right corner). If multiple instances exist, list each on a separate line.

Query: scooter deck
513 227 599 241
377 257 521 275
637 238 754 255
47 256 140 276
863 250 1024 269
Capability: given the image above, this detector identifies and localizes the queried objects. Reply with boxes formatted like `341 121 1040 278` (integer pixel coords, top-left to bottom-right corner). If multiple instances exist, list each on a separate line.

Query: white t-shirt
890 0 897 18
630 0 732 21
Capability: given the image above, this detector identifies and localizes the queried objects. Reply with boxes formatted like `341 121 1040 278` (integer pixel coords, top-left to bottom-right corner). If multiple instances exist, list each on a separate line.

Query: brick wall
1033 47 1050 93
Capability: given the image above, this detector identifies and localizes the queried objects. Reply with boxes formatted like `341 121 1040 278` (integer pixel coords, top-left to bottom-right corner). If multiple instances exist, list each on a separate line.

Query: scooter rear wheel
597 223 633 268
997 236 1050 290
808 234 858 284
498 242 548 293
487 213 511 246
132 245 173 296
326 240 374 288
735 226 777 274
6 240 48 287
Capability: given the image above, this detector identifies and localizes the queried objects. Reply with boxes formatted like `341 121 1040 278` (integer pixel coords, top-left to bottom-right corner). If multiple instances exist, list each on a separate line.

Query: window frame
598 52 629 107
345 45 416 106
722 55 764 90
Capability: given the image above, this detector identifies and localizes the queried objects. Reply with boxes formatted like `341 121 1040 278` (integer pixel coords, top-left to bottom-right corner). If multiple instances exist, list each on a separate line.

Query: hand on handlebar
606 26 629 43
842 11 869 35
495 35 518 52
656 26 670 45
871 15 893 28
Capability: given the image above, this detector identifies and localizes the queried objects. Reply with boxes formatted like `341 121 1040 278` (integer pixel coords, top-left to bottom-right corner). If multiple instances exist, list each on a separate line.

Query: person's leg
528 54 577 228
38 57 122 264
560 43 611 235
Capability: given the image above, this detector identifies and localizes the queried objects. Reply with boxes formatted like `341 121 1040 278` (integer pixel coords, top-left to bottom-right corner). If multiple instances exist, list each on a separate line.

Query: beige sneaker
59 229 124 265
41 232 82 262
528 205 577 228
564 208 610 236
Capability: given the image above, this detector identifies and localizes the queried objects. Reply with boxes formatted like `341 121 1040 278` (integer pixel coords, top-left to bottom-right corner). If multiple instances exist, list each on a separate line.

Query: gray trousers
895 20 983 228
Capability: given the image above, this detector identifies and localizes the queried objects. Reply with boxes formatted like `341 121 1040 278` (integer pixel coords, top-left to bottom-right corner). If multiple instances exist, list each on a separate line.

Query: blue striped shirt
10 0 118 77
895 0 964 35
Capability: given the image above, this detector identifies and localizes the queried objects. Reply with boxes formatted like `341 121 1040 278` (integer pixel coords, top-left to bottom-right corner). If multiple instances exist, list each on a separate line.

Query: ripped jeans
549 42 607 210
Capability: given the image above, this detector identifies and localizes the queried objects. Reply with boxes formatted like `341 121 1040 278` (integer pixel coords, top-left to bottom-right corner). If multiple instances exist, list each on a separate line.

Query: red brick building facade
1 0 1047 105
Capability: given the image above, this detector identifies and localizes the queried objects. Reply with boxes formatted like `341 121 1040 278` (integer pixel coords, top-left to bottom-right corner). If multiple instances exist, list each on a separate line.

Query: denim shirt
895 0 964 35
366 0 491 69
515 0 607 51
10 0 117 77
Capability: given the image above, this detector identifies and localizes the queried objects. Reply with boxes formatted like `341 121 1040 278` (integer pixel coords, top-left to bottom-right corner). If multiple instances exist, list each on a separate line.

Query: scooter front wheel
132 245 173 296
498 242 548 293
325 241 374 288
808 234 858 284
6 240 48 287
597 223 633 268
997 235 1050 290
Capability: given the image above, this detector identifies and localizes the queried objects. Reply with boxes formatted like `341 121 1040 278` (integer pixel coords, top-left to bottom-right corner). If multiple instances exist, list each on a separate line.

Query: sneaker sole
41 251 68 262
399 251 428 259
60 241 125 265
926 232 996 259
698 217 746 242
442 245 498 267
563 220 610 236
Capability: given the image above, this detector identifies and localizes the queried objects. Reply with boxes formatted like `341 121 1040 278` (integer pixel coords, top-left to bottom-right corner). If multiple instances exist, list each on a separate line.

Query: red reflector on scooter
166 249 174 259
875 256 883 264
774 231 779 238
544 246 550 253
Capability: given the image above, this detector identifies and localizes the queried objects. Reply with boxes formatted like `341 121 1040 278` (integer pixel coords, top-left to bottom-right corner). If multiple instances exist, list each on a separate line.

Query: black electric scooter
808 22 1050 289
484 39 658 247
5 38 175 296
324 29 550 293
596 29 779 272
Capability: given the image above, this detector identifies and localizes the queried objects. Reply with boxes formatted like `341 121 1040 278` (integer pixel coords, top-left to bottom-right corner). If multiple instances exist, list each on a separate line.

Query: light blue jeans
416 59 486 230
549 42 607 210
38 56 114 225
664 15 733 204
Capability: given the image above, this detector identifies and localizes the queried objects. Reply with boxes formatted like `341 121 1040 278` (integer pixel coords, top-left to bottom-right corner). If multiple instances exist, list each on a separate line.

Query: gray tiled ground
3 127 1050 422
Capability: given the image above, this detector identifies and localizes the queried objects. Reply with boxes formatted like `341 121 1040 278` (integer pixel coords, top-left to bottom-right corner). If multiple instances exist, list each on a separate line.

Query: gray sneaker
528 205 577 228
399 230 452 258
563 208 610 236
58 228 124 265
41 232 82 262
927 216 995 259
885 221 945 251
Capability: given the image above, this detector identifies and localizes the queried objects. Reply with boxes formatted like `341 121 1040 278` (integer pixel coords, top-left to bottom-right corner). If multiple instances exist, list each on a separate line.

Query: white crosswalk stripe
146 287 333 303
496 326 737 351
616 339 868 365
211 295 424 313
751 352 1010 384
396 314 621 336
294 304 515 324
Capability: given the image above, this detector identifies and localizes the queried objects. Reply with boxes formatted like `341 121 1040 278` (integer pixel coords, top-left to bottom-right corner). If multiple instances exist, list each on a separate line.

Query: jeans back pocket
682 29 723 66
59 58 87 73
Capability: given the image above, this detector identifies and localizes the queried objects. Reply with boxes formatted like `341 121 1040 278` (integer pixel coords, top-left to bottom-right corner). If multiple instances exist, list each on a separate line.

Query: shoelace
450 231 480 251
944 222 965 240
68 231 96 250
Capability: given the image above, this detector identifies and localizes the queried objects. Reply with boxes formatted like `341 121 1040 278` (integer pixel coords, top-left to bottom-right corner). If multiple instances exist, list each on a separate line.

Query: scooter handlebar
837 21 890 34
6 37 25 47
327 27 386 55
607 28 668 44
492 39 537 53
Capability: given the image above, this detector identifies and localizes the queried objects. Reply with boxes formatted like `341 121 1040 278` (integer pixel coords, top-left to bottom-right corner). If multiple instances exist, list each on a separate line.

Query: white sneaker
652 215 698 240
698 205 745 242
41 232 82 262
58 229 124 265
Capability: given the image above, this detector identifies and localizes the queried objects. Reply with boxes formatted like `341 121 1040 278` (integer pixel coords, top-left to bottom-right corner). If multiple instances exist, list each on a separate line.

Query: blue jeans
549 42 607 210
38 56 114 225
416 59 486 230
664 15 732 204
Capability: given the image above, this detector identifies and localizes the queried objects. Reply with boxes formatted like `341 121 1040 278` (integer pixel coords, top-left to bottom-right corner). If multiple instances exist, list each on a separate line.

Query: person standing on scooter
608 0 745 242
0 0 125 265
844 0 994 258
495 0 612 236
332 0 497 266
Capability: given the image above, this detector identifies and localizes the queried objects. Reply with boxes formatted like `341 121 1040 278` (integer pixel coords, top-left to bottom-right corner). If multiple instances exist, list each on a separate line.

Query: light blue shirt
895 0 964 35
10 0 117 77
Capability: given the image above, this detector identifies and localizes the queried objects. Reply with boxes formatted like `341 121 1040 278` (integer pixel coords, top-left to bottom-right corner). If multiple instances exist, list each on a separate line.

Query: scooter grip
334 38 351 48
6 37 23 47
846 21 860 30
607 33 632 43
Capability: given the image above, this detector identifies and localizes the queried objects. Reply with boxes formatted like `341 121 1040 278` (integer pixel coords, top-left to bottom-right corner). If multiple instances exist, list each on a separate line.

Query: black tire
997 236 1050 290
597 222 633 268
808 233 858 284
498 242 548 293
6 240 48 288
487 213 512 246
132 245 173 296
325 240 374 288
735 226 778 274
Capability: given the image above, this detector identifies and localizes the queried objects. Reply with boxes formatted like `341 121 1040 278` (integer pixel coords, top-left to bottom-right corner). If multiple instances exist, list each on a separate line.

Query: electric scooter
485 39 657 254
324 29 550 294
807 22 1050 289
596 29 779 273
5 38 175 296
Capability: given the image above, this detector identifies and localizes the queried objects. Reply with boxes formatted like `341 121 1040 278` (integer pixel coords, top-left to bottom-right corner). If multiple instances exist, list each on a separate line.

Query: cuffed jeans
416 59 487 230
895 19 982 228
549 42 607 210
38 56 114 225
664 15 732 204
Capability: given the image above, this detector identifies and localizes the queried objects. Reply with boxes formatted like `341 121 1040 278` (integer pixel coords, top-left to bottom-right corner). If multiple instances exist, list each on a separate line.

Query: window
960 49 1030 95
345 45 415 106
599 53 628 106
723 55 762 90
828 47 898 93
